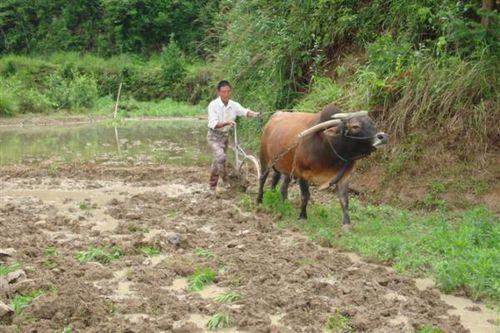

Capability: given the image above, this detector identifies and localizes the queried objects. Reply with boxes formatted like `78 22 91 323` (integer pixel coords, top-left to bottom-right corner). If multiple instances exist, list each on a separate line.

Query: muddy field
0 120 497 333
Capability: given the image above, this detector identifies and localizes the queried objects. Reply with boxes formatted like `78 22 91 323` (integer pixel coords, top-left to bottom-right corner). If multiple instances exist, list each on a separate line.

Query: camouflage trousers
207 130 229 189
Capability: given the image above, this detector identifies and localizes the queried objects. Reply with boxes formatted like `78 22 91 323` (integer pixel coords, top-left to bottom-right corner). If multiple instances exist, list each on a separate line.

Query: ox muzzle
372 132 388 149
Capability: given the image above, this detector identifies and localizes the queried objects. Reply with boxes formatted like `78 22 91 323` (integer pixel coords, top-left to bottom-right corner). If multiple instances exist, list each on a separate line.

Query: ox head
299 107 388 160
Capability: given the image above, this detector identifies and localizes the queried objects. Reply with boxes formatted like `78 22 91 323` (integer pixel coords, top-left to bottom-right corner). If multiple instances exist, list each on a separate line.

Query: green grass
195 248 215 260
79 201 90 210
0 263 20 276
187 267 216 291
325 310 353 332
11 290 44 315
260 190 500 305
138 245 161 257
206 312 235 331
76 246 123 264
214 291 242 303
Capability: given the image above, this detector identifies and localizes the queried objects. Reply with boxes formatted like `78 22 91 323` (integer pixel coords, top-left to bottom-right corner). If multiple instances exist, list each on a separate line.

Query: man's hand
214 121 235 129
247 110 261 118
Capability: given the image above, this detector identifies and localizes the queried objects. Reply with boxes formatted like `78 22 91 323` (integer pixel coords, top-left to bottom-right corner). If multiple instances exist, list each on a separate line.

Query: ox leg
280 175 291 201
257 168 270 204
298 178 310 220
270 171 281 190
336 180 351 226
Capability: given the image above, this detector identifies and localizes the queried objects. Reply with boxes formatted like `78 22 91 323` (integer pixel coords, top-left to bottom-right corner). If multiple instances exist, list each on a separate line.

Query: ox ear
323 126 342 137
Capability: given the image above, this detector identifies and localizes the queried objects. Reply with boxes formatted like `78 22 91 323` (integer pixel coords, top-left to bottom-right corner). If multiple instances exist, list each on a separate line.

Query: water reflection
0 119 211 166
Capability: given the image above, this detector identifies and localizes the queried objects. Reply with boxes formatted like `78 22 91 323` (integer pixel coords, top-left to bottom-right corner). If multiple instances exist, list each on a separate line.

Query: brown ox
257 104 388 227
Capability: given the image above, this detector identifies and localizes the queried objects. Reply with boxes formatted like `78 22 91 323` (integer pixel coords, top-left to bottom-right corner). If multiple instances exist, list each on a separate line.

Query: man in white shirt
207 80 260 191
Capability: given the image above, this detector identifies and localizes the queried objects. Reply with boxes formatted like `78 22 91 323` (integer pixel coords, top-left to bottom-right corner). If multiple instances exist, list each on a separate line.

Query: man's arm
246 110 260 117
234 102 260 118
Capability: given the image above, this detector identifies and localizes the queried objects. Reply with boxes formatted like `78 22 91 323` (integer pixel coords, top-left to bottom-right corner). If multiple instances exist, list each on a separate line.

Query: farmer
207 80 260 191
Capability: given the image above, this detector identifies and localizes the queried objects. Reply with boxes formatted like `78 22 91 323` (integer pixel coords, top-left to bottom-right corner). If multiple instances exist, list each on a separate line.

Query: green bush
68 74 99 109
0 84 19 116
19 89 52 113
161 36 187 89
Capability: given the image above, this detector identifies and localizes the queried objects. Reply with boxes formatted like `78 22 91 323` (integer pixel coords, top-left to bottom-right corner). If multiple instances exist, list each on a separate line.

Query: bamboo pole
113 82 123 119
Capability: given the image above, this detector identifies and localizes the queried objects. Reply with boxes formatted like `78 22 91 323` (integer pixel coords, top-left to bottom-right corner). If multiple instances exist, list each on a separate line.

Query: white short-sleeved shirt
207 97 249 132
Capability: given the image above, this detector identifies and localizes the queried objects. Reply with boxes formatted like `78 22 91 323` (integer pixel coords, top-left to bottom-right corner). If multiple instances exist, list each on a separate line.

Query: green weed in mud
187 267 216 291
206 312 235 331
76 246 123 264
79 201 91 210
195 248 215 260
325 310 353 332
138 245 161 257
214 291 241 304
11 290 44 315
260 189 500 304
107 301 118 317
0 263 20 276
47 163 59 177
43 246 59 269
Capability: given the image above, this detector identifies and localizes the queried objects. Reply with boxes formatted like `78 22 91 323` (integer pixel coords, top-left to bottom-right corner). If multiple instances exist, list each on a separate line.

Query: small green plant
138 245 161 257
0 263 20 276
79 201 90 210
206 312 235 331
238 194 255 212
62 326 73 333
188 267 216 291
44 246 58 257
47 163 59 177
325 310 353 332
107 301 118 316
166 209 177 218
214 291 241 303
43 247 59 268
195 248 215 260
11 290 44 315
430 181 447 194
76 246 123 264
416 325 443 333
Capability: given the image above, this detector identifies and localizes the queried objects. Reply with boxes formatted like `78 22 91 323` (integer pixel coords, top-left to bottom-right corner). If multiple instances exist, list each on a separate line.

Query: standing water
0 119 211 166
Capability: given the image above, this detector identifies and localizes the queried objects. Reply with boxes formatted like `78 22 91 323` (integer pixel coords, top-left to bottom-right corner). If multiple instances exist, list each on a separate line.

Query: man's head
217 80 231 104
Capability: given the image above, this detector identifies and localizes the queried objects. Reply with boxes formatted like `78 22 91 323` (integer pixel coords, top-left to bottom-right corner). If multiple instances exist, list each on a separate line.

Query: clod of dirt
172 321 203 333
0 270 27 291
0 248 16 259
0 300 14 324
167 233 182 246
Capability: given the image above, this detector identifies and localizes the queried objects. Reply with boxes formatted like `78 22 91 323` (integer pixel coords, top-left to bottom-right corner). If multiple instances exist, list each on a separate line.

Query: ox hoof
341 224 352 232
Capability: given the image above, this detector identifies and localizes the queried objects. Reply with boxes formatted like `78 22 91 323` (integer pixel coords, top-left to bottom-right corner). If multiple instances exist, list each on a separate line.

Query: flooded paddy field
0 119 497 332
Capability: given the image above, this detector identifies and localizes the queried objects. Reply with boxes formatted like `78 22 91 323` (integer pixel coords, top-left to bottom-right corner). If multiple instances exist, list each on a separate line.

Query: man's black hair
217 80 231 90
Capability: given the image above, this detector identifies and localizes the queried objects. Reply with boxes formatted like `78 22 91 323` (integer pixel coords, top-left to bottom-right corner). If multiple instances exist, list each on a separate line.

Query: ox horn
298 119 342 138
331 111 368 119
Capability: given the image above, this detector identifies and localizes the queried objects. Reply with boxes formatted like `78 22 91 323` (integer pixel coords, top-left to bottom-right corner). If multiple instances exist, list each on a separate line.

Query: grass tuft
188 267 216 291
76 246 123 264
0 263 20 276
214 291 242 303
195 248 215 260
325 310 353 332
11 290 45 315
138 245 161 257
206 312 235 331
